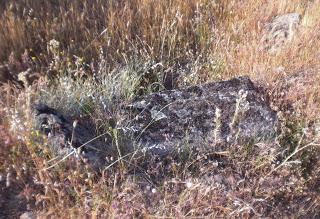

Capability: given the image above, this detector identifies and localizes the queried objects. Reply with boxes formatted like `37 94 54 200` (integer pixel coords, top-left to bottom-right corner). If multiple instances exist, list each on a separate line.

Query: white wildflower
49 39 60 49
186 182 193 189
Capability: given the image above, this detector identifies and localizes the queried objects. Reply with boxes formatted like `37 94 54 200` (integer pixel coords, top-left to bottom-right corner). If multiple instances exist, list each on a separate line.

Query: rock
32 103 111 169
121 76 278 156
20 212 35 219
32 76 278 166
261 13 301 53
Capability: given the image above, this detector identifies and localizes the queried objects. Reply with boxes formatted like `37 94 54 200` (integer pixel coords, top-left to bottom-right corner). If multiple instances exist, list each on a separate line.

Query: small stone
261 13 301 53
20 212 36 219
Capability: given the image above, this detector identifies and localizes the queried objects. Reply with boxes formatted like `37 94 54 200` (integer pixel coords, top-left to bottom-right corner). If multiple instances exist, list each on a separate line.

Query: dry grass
0 0 219 75
1 0 320 218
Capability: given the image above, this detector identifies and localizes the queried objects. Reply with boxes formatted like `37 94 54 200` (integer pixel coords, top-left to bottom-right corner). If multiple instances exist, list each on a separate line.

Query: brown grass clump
1 0 320 218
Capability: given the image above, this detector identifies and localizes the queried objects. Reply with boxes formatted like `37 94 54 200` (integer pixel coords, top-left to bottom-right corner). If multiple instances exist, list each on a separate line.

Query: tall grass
0 0 222 70
1 0 319 89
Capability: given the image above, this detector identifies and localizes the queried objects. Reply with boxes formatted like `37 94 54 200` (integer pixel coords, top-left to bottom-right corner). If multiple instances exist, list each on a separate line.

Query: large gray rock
32 76 278 167
121 76 278 156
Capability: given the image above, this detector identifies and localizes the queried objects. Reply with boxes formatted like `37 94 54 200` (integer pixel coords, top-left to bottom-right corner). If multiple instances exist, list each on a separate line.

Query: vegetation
0 0 319 218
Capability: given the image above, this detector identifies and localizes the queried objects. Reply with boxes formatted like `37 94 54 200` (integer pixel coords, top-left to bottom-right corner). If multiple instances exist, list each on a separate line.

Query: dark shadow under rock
120 76 278 156
31 103 112 169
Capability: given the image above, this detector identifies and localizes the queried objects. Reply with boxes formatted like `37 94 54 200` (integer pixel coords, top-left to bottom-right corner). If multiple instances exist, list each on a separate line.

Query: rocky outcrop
121 76 278 155
261 13 301 53
32 76 278 167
